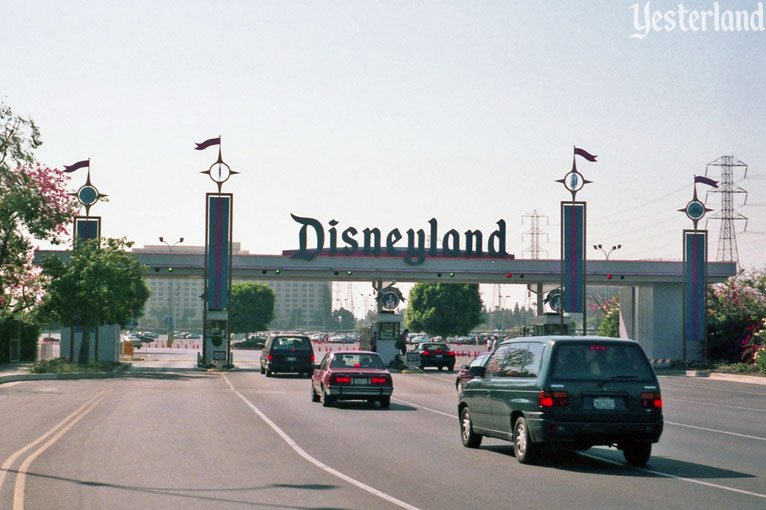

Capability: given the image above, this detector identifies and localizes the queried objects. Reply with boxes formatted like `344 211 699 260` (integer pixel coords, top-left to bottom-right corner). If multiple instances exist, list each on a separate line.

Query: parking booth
373 311 403 365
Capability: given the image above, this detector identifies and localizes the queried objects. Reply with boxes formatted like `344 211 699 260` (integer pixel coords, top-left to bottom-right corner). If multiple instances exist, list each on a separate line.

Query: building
133 243 331 331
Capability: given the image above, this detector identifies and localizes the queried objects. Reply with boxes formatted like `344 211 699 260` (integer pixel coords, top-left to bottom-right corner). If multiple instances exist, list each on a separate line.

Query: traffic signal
167 267 174 272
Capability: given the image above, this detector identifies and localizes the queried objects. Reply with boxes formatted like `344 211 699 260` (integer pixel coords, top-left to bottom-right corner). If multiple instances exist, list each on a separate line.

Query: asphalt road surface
1 350 764 509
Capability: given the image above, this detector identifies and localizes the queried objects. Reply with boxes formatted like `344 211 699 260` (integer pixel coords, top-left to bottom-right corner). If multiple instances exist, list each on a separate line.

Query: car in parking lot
311 351 393 408
259 335 315 377
458 336 663 466
415 342 456 371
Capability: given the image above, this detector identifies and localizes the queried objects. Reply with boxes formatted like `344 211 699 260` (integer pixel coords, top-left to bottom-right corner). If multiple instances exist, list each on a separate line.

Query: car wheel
418 365 424 370
460 407 482 448
513 417 538 464
311 383 321 403
448 364 455 371
622 441 651 466
379 396 391 409
438 365 444 371
321 386 334 407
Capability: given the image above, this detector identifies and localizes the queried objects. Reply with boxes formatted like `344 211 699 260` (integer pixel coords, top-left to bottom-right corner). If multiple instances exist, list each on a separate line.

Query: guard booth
373 311 403 365
532 313 575 336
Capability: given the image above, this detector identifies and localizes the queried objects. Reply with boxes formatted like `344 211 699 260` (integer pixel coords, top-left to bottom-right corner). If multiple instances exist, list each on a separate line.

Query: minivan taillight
539 391 568 407
641 392 662 408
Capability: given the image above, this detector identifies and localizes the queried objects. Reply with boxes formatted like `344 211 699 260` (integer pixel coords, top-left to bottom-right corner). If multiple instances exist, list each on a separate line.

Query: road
1 348 764 509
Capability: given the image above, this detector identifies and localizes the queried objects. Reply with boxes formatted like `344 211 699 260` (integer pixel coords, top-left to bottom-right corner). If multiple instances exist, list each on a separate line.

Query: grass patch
31 358 123 374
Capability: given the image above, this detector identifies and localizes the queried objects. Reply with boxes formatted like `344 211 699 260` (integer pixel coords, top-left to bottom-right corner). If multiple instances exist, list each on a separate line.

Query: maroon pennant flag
695 175 719 188
195 137 221 150
574 147 598 162
63 159 89 173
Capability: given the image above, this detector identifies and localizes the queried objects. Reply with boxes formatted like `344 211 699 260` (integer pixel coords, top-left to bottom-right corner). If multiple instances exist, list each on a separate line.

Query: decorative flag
195 137 221 150
63 159 89 173
574 147 597 162
695 175 719 188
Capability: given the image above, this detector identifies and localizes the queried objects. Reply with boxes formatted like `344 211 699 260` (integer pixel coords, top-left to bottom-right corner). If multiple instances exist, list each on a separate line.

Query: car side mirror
461 364 469 370
469 365 485 378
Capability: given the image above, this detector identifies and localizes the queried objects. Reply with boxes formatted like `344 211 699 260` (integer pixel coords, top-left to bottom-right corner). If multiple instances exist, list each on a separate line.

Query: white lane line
580 452 766 500
398 393 766 500
665 398 766 413
223 375 422 510
392 397 457 419
665 421 766 441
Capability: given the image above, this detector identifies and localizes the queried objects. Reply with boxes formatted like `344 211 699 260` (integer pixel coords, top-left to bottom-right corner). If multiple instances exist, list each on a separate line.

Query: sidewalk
0 361 129 385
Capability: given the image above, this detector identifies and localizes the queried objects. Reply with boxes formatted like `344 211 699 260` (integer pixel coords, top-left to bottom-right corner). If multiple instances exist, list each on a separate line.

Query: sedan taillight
332 375 351 384
371 376 389 384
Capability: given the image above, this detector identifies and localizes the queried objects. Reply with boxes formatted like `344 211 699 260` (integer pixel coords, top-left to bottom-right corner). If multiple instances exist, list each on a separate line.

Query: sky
3 1 765 317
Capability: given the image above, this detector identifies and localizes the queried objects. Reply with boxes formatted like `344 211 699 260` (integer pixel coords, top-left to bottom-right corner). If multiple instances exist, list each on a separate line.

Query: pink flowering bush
707 269 766 363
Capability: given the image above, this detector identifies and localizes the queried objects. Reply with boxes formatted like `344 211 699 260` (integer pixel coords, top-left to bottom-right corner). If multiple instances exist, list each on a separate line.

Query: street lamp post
593 243 622 260
159 236 184 340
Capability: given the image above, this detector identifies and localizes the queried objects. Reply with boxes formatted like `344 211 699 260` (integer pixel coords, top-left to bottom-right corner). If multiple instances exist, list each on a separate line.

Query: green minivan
458 336 663 465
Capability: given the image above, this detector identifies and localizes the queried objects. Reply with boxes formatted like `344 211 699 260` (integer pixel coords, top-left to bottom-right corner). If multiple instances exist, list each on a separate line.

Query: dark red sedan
311 351 393 408
455 352 490 397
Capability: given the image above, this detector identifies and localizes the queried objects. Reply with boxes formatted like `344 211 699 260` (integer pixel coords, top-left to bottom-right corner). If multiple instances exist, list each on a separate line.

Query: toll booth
531 313 575 336
373 311 403 365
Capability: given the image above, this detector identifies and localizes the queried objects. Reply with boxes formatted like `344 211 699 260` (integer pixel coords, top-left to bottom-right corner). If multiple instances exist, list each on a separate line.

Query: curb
0 363 130 385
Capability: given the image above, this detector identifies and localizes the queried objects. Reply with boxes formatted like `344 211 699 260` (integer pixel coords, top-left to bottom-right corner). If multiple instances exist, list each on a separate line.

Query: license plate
287 356 297 361
353 378 368 385
435 354 443 358
593 397 616 410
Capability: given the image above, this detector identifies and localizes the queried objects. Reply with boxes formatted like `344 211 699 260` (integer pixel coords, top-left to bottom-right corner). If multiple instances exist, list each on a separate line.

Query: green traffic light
168 267 174 272
347 270 353 276
275 269 281 274
449 272 455 277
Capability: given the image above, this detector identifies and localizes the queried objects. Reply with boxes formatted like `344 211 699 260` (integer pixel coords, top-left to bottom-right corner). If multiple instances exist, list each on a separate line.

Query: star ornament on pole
557 146 597 201
195 136 239 193
64 158 108 217
679 175 717 231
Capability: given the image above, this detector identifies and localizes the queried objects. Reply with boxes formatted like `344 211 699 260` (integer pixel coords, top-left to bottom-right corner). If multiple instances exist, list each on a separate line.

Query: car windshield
550 344 654 380
423 344 448 351
331 354 385 369
272 337 311 350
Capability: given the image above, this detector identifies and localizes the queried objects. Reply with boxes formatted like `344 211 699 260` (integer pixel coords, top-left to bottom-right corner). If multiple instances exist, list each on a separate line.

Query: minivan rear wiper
598 375 639 387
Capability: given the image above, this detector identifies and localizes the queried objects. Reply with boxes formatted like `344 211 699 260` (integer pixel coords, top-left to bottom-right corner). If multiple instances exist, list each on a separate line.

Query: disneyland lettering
290 214 509 265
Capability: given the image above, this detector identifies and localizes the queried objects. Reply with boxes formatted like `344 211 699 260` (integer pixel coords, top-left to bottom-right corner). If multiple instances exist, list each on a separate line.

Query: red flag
195 137 220 150
695 175 718 188
63 159 89 173
574 147 597 162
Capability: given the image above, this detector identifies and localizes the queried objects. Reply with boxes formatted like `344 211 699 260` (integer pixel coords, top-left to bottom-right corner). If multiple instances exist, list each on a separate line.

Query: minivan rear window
550 344 654 380
272 336 311 350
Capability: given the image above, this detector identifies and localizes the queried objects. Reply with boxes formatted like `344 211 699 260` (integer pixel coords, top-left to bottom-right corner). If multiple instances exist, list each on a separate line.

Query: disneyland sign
290 214 511 266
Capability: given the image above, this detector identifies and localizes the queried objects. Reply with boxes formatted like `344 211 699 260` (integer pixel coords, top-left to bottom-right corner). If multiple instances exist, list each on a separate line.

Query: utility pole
704 155 749 269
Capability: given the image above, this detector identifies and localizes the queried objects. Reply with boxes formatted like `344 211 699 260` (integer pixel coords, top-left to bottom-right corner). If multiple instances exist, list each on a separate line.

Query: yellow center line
9 388 113 510
0 388 109 492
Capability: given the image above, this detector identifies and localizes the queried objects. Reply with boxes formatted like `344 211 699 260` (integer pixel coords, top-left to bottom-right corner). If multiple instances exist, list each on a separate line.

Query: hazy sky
4 1 765 314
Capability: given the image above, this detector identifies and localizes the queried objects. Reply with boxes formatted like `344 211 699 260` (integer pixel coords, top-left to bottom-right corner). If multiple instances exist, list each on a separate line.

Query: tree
404 283 483 337
596 297 620 337
40 238 150 364
0 103 78 316
332 307 355 331
707 268 766 362
230 282 275 336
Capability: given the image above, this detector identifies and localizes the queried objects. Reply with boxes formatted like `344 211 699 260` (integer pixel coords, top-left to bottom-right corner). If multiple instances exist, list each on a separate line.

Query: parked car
458 336 663 466
259 335 315 377
455 352 490 397
415 342 456 371
311 351 393 408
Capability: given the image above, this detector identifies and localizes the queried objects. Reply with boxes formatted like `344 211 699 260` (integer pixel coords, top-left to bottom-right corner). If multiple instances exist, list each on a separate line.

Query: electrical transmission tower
704 155 749 267
522 210 549 259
